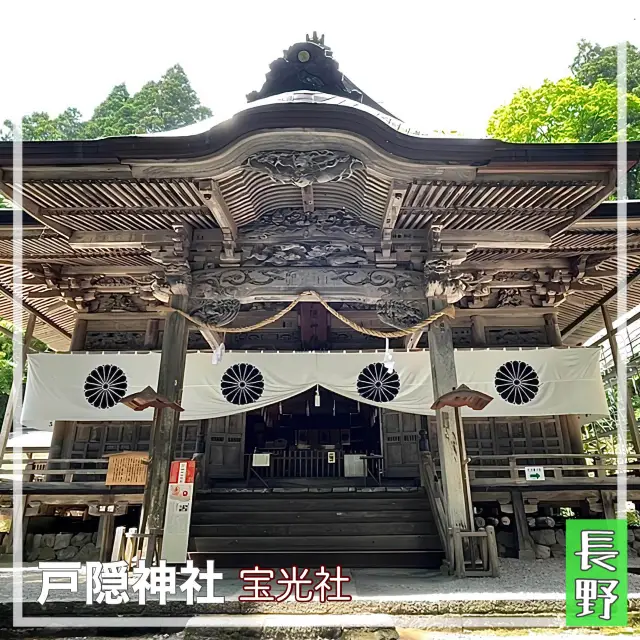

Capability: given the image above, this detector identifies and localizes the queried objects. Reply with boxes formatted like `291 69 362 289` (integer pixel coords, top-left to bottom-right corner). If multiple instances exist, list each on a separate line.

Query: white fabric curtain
21 348 608 427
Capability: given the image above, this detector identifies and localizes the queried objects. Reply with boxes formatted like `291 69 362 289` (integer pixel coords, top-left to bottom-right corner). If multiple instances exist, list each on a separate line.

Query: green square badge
566 519 628 626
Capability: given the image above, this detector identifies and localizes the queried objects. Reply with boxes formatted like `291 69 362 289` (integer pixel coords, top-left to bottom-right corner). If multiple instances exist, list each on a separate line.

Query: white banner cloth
21 348 607 427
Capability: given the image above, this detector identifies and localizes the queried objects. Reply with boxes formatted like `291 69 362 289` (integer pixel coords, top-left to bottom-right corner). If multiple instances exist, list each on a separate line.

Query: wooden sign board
105 452 149 486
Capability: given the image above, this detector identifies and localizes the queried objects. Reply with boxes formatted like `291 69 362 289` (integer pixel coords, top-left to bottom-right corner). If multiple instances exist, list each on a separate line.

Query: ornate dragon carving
375 300 427 330
245 241 369 267
241 208 378 241
244 150 364 187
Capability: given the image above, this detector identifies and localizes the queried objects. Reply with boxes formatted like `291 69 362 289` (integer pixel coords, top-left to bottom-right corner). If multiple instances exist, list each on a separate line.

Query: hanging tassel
357 401 360 412
383 338 395 373
211 342 225 365
314 385 321 407
333 397 336 417
279 401 283 415
306 400 310 417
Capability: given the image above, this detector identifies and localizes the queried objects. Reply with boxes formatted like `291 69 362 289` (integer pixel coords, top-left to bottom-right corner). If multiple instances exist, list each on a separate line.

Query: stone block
26 548 39 563
92 532 98 544
628 529 635 544
75 542 99 562
634 528 640 541
70 532 93 547
531 529 557 546
496 530 515 549
38 547 55 561
56 545 79 561
535 544 551 559
32 533 42 549
535 516 555 528
632 540 640 552
42 533 55 548
527 518 536 529
54 533 73 550
550 544 566 558
555 529 566 546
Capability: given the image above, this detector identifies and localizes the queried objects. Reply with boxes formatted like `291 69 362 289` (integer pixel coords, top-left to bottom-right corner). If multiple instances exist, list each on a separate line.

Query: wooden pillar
144 295 190 537
97 513 116 563
0 313 37 463
543 313 563 347
470 315 486 347
47 318 87 469
427 299 472 531
601 304 640 454
511 489 536 560
144 319 160 350
562 415 585 454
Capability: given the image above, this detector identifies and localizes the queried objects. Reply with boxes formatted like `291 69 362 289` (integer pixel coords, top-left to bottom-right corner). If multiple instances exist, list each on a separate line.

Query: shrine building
1 34 640 572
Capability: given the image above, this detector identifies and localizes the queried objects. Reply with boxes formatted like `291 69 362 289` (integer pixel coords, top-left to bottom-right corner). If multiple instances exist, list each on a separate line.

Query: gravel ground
1 558 639 603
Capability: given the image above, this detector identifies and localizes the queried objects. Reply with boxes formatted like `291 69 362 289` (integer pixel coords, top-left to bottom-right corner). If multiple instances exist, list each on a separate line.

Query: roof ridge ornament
246 36 363 105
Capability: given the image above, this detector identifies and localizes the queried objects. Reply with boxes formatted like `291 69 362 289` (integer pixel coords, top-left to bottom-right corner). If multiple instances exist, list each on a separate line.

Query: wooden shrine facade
1 35 640 548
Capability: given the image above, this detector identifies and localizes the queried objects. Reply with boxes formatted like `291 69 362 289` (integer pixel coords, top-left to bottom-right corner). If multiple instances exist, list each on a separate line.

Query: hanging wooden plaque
105 452 149 486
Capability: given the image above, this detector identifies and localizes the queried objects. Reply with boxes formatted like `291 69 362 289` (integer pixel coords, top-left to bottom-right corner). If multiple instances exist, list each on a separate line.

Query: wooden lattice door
381 410 422 478
205 414 246 479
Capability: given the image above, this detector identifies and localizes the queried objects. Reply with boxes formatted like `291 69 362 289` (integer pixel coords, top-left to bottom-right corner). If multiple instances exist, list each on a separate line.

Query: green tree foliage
571 40 640 96
1 64 211 141
487 78 640 143
0 321 48 416
488 41 640 198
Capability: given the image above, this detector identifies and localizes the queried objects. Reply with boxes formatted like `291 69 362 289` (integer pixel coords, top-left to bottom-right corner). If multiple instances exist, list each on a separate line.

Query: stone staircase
188 488 444 568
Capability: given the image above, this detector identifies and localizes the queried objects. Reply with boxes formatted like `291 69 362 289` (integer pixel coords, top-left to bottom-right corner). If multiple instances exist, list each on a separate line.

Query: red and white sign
162 460 196 564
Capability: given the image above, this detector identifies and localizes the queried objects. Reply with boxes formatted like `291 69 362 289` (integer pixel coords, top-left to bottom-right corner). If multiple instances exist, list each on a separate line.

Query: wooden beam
0 281 71 341
601 304 640 454
0 313 36 462
68 229 172 249
0 178 72 238
440 229 551 249
301 185 314 213
573 217 640 231
561 265 640 339
380 183 408 262
196 179 239 264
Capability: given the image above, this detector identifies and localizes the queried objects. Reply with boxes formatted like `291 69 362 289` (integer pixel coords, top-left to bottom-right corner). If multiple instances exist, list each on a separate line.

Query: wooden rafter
548 169 617 237
0 176 72 238
0 281 71 341
561 264 640 339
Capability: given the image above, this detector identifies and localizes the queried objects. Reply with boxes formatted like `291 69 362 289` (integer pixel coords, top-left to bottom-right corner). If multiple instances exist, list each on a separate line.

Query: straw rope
160 290 455 339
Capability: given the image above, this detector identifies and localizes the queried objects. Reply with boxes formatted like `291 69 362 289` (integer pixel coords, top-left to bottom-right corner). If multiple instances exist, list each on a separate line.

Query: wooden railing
419 452 453 572
246 450 345 479
467 453 640 486
452 526 499 578
420 452 499 577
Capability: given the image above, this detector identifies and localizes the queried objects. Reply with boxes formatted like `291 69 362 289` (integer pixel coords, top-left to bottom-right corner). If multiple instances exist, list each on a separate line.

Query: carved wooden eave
0 41 640 349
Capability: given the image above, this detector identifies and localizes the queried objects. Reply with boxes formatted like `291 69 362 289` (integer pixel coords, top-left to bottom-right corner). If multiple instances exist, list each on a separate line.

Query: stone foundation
24 531 100 562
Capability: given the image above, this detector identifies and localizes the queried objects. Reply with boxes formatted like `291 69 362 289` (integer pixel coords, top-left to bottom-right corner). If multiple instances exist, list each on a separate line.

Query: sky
2 1 638 138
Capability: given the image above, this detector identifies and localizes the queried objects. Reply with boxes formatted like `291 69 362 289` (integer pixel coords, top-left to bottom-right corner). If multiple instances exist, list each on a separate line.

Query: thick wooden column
144 319 160 350
543 313 563 347
427 299 472 531
47 318 88 468
144 295 190 536
470 316 486 347
562 415 585 454
601 304 640 454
